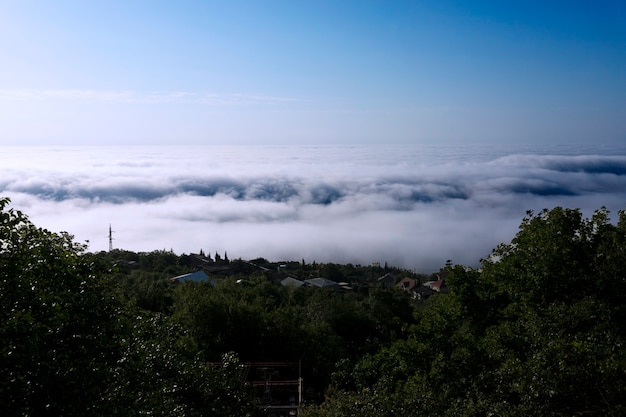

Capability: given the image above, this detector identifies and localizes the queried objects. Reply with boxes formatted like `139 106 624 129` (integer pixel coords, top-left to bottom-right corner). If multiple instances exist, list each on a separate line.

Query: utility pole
108 224 114 252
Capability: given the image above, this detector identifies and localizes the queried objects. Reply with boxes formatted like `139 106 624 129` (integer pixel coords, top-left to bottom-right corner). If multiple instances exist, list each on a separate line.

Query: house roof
171 270 211 283
396 277 417 291
304 277 340 289
414 285 436 299
423 277 446 292
377 273 396 283
281 277 305 287
200 265 233 274
432 277 444 290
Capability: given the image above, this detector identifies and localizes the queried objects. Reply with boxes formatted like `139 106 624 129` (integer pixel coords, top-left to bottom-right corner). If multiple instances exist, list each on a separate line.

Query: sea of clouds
2 144 625 272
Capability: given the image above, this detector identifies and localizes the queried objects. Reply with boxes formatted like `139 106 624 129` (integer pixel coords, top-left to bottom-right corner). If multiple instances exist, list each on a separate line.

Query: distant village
168 252 449 300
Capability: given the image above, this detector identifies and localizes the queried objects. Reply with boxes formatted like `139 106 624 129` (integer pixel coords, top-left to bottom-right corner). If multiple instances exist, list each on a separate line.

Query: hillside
2 197 625 416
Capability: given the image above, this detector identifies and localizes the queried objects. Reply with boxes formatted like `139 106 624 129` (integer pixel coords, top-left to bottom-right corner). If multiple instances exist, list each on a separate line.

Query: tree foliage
0 198 255 416
3 197 625 416
306 207 626 416
0 198 124 415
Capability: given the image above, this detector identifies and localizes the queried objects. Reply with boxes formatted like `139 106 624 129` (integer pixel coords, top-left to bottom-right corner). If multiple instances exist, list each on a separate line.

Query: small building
414 285 436 300
200 265 233 276
415 273 447 299
281 277 305 288
396 277 417 292
170 270 212 284
304 277 340 290
423 276 446 293
377 273 396 289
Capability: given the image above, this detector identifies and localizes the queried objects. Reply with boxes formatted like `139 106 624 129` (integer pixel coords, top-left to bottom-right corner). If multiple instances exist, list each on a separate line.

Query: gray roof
304 277 340 289
377 273 396 282
281 277 305 287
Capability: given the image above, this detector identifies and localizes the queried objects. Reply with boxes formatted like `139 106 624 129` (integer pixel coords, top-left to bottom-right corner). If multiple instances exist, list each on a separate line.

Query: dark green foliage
0 198 122 415
306 207 626 416
116 270 174 313
319 263 344 282
168 275 419 402
0 198 256 416
109 312 257 417
4 196 625 416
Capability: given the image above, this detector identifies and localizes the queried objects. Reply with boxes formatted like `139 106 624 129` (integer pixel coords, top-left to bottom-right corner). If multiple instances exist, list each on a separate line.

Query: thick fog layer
2 145 625 272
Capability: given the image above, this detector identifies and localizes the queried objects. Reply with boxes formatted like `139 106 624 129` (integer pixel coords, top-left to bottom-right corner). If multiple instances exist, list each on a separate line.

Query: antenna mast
108 224 115 251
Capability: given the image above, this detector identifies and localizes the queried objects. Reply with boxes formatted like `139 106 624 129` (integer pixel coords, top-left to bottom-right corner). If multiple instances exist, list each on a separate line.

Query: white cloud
1 145 625 272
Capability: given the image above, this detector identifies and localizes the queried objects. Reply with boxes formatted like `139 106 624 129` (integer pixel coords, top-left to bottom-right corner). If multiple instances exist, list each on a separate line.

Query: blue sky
1 0 624 145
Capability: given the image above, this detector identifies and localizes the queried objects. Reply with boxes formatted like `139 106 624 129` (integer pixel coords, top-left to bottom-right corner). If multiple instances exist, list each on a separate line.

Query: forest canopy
1 197 625 416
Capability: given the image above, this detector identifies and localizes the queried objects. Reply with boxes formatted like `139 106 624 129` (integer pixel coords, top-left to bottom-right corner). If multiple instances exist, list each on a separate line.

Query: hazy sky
1 0 625 146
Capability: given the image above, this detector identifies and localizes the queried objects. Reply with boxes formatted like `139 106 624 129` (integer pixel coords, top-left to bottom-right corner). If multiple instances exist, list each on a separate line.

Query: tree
0 198 123 415
306 207 626 416
0 198 258 416
110 311 257 417
472 207 626 415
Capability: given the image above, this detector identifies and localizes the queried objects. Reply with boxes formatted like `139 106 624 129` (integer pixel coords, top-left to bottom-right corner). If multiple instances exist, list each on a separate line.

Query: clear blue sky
1 0 624 145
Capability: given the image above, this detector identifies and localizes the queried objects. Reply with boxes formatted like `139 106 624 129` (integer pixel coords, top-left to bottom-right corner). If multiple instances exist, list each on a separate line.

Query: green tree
307 207 626 416
0 198 123 415
472 207 626 415
0 198 258 416
110 311 257 417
